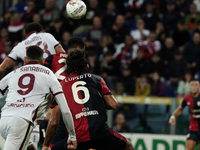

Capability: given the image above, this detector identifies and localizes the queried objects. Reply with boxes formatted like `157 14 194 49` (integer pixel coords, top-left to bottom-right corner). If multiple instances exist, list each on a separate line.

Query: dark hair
25 22 44 34
26 46 43 60
68 37 85 50
66 49 87 74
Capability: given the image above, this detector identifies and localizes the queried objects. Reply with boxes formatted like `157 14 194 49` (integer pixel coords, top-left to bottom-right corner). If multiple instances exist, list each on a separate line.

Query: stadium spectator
21 0 36 23
130 49 146 78
165 75 180 97
0 28 9 55
142 2 159 31
193 0 200 12
140 31 161 59
1 41 12 61
177 71 193 97
111 15 130 44
33 13 42 24
161 37 178 66
134 74 151 96
176 0 190 17
60 31 71 51
150 72 165 97
8 13 25 42
113 35 138 68
112 113 131 133
185 3 200 31
39 0 60 30
102 1 119 31
162 1 180 35
183 32 200 73
155 21 167 44
130 18 150 42
145 53 165 77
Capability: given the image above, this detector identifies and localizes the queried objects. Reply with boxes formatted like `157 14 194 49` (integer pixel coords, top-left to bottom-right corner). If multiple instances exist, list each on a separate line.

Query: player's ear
24 57 27 63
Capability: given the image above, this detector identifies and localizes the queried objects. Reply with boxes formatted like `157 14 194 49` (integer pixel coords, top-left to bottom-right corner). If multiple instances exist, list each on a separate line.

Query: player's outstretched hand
67 139 77 149
42 145 51 150
169 116 176 126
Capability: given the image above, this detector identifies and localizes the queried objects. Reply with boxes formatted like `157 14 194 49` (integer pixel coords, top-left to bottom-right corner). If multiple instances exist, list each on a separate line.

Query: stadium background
0 0 200 149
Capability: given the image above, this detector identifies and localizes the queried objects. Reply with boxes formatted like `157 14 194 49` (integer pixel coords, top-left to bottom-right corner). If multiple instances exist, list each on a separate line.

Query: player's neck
191 92 200 98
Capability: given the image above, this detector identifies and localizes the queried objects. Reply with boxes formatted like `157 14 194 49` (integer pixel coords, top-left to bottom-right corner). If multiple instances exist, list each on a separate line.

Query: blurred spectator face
4 42 12 55
146 3 153 13
165 38 174 49
33 14 41 23
62 32 71 43
105 53 112 62
85 40 94 47
136 19 145 30
54 20 63 30
171 77 179 84
101 35 112 47
140 76 148 84
0 28 8 38
136 49 144 60
93 17 102 29
27 1 35 10
166 4 175 12
115 82 125 95
107 1 115 11
125 35 133 46
116 15 125 27
122 67 131 77
156 22 164 31
174 53 182 61
189 81 200 94
149 32 156 42
177 22 185 31
189 4 197 14
184 72 192 82
13 13 21 23
45 0 53 10
152 72 160 81
193 33 200 45
115 114 125 125
89 0 98 8
88 53 96 62
151 54 160 63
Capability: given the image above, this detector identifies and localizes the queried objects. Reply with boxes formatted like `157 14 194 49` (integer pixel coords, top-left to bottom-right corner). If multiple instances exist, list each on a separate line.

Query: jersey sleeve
49 70 63 96
8 44 23 61
45 33 59 48
50 97 58 108
0 73 10 97
44 55 53 69
180 98 187 108
100 78 112 96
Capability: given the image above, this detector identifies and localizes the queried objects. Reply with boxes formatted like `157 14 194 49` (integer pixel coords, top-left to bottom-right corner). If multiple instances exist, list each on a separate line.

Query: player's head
66 49 87 74
25 22 44 34
68 37 85 52
190 80 200 94
25 46 44 64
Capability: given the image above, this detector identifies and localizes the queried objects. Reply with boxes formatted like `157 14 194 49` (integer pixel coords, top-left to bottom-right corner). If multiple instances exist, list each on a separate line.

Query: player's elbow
111 101 118 110
49 117 60 126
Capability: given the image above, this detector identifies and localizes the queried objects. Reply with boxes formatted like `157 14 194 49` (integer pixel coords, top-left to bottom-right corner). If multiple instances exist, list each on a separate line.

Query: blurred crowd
1 0 200 98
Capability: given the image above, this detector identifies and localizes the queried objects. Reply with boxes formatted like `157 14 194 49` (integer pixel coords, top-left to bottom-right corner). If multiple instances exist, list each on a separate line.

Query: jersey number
17 74 35 95
54 58 67 80
71 81 90 104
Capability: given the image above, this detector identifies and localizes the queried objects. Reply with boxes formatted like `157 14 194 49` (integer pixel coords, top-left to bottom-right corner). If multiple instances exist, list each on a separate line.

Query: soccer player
169 80 200 150
0 22 65 79
0 46 76 150
42 50 134 150
43 37 85 148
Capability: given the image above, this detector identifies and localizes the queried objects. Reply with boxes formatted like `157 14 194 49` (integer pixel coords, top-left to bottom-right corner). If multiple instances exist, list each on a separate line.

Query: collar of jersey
25 61 40 65
26 31 38 39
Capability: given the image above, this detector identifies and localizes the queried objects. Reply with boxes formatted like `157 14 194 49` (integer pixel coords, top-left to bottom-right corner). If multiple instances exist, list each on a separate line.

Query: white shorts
0 116 33 150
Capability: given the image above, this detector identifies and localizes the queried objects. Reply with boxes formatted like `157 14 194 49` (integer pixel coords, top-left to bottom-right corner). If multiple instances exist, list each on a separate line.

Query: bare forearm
172 106 183 118
43 123 58 146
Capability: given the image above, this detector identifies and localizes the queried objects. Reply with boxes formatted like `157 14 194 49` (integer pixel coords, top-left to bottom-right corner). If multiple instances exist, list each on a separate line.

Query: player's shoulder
184 93 192 101
40 32 54 38
87 73 102 82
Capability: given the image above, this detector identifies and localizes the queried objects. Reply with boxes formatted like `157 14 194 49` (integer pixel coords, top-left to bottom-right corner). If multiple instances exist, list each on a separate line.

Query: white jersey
8 32 59 60
0 63 62 123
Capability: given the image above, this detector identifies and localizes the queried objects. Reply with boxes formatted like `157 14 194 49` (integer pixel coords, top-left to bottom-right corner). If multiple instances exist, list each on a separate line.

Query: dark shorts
51 129 127 150
187 131 200 143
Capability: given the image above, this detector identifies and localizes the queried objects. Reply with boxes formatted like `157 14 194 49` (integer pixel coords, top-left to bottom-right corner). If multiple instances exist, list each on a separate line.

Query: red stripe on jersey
19 122 32 150
101 78 111 95
53 91 63 96
185 94 198 131
109 129 126 142
49 144 54 149
44 62 49 65
61 74 91 142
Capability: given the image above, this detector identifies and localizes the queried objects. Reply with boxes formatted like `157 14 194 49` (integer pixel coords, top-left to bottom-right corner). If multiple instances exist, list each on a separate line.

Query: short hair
68 37 85 50
25 22 44 34
66 49 87 74
26 46 43 61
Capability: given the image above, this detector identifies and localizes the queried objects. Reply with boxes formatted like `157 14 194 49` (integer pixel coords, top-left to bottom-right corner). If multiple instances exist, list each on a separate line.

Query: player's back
0 63 61 123
60 73 111 142
44 52 68 82
8 32 59 61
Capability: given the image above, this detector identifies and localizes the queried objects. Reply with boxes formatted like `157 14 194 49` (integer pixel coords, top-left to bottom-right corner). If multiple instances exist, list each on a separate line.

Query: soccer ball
66 0 87 19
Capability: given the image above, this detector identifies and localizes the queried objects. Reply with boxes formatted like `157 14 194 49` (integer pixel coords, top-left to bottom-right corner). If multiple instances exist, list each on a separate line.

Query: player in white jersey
0 46 77 150
0 22 65 79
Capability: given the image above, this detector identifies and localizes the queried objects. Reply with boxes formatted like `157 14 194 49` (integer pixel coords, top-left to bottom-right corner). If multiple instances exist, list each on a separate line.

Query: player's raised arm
0 57 15 79
104 95 118 110
169 105 184 126
55 44 65 53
